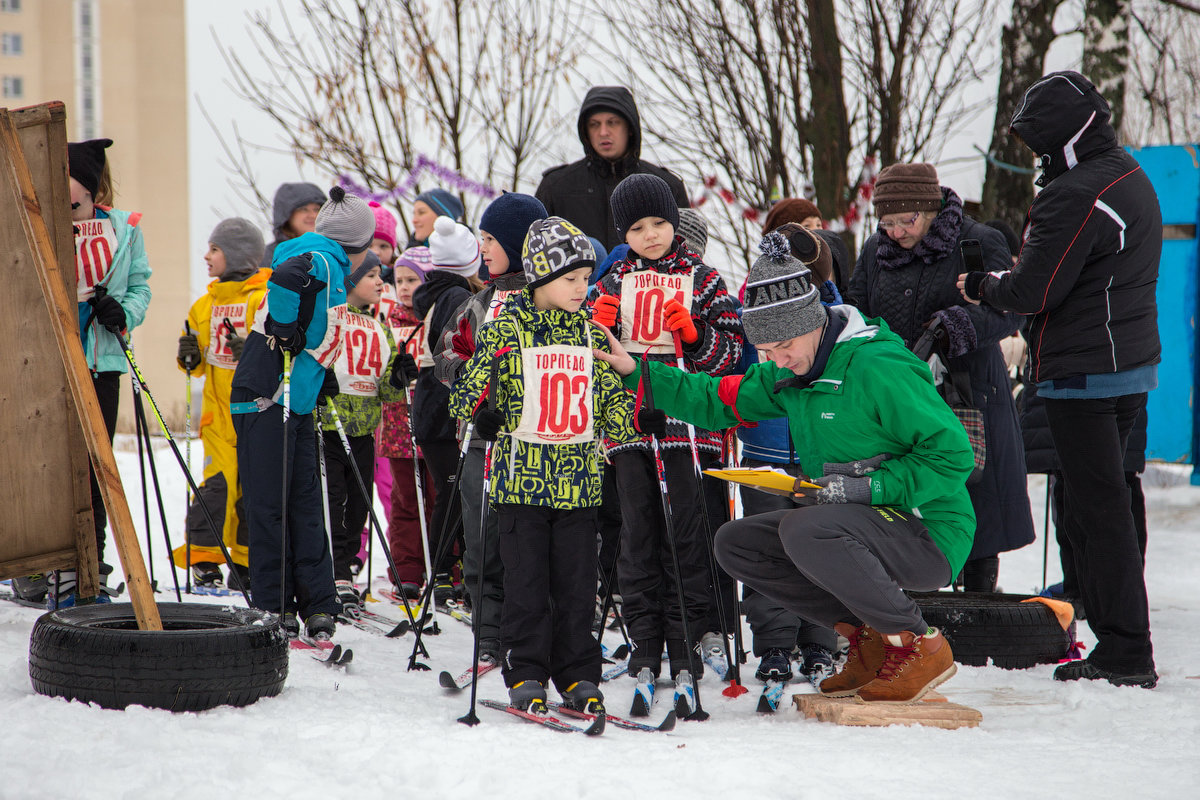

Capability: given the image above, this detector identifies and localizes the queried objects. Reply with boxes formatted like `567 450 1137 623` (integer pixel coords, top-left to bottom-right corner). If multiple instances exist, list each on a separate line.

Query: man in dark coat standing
536 86 689 251
960 71 1161 689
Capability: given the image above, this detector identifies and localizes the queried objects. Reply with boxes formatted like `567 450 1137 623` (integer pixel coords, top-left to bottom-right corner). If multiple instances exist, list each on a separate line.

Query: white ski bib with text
206 302 251 370
334 313 391 397
511 344 594 445
619 268 693 354
74 217 118 302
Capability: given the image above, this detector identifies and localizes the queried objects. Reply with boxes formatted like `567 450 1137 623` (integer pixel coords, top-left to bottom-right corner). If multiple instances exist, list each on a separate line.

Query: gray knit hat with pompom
741 232 827 345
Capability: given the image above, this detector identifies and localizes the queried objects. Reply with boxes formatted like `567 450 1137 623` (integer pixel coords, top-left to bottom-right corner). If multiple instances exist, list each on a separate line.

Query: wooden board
0 102 96 595
793 691 982 730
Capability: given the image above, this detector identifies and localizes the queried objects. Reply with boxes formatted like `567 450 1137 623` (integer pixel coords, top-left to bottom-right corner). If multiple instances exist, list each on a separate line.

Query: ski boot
508 680 548 713
560 680 605 714
754 647 794 682
281 612 301 639
191 563 224 589
630 667 657 717
305 613 337 642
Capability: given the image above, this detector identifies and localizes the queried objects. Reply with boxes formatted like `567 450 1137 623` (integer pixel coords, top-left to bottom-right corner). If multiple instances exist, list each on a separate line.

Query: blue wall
1128 144 1200 475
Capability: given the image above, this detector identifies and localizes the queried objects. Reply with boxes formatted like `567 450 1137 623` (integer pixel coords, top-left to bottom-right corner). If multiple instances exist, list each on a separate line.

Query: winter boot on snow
856 628 957 703
560 680 605 714
281 612 300 639
754 647 794 682
819 623 885 697
191 563 224 588
1053 658 1157 689
11 574 48 604
798 643 836 685
508 680 547 713
305 613 337 641
478 638 503 665
335 580 362 611
630 667 657 717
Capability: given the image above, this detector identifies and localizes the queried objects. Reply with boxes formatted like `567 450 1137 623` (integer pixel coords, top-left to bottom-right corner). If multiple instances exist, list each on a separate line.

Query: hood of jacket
270 231 351 273
1010 71 1119 187
576 86 643 179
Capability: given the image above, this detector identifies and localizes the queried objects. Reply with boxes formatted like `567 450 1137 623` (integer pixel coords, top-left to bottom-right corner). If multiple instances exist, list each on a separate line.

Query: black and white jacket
973 70 1161 384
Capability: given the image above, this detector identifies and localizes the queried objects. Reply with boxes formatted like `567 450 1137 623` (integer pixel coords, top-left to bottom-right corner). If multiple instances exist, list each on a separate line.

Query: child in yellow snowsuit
173 218 268 590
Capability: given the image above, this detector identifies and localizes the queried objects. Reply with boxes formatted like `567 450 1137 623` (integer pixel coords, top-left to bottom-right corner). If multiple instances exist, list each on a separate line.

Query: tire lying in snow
909 591 1076 669
29 603 288 711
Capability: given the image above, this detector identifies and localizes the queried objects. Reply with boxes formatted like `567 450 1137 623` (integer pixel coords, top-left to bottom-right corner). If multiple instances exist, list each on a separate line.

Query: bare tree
1083 0 1133 134
599 0 994 279
213 0 579 237
978 0 1065 229
1124 0 1200 144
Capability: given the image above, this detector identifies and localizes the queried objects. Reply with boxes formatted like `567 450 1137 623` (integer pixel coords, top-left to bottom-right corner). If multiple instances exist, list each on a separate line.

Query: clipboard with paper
702 467 821 498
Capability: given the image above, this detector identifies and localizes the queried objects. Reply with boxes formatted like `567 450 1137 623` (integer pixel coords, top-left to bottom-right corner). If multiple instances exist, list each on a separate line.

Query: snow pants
738 461 837 656
232 389 339 618
497 504 601 691
715 504 950 637
1044 393 1154 673
89 371 121 564
387 456 433 585
322 431 374 583
612 448 712 677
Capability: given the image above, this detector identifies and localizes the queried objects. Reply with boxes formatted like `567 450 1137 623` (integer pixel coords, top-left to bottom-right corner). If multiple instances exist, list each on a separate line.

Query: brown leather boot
819 623 885 697
856 628 957 703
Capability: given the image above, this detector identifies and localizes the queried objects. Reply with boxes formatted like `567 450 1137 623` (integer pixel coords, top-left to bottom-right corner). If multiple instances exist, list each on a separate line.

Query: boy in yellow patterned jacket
448 217 635 714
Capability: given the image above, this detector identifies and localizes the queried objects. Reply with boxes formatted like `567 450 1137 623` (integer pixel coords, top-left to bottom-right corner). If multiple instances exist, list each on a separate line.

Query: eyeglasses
878 212 922 232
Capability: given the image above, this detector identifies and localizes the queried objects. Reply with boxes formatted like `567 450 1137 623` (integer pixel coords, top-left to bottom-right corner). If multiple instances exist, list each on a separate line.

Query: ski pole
132 382 183 601
405 426 476 670
671 332 744 696
460 347 509 727
279 350 291 621
640 354 708 721
1042 477 1051 593
114 334 251 606
399 323 435 592
133 378 155 590
184 321 194 594
324 399 422 637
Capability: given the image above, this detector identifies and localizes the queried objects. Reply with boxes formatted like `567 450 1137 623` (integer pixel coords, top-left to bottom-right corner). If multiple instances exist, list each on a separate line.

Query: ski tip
657 710 678 731
386 621 411 638
439 671 461 690
756 695 776 714
611 643 630 661
583 712 606 736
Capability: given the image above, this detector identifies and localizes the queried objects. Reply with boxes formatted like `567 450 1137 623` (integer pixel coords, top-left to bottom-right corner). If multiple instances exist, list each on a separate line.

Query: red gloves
591 294 621 328
663 299 698 344
451 316 475 361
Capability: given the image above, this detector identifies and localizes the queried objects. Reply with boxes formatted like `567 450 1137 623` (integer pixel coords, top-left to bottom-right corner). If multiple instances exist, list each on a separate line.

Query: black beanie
610 173 680 232
68 138 113 197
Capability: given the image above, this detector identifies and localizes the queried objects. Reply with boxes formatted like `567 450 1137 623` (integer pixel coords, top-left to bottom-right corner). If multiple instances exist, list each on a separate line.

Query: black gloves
636 408 668 439
317 368 340 404
89 288 126 334
962 272 986 302
389 352 418 390
264 317 305 356
177 334 202 372
226 331 245 361
472 408 504 441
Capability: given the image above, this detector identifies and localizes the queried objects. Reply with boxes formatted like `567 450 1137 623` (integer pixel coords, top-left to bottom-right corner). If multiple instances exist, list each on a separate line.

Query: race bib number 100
619 269 694 354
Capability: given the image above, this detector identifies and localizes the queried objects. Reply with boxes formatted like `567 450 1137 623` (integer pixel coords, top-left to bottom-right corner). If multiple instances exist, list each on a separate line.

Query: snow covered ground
1 436 1197 798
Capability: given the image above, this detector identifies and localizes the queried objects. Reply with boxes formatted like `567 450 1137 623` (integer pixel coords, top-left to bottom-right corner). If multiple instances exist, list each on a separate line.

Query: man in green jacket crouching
593 232 977 702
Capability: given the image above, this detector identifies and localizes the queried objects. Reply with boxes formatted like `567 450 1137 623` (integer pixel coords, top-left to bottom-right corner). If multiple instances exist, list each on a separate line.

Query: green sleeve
864 356 977 508
621 360 789 430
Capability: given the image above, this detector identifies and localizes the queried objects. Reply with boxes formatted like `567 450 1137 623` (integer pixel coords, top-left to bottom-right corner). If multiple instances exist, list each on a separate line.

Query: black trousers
612 449 712 674
232 389 339 618
88 371 121 562
459 445 504 640
1043 393 1154 672
497 504 601 691
421 438 464 577
323 431 375 582
1051 470 1147 599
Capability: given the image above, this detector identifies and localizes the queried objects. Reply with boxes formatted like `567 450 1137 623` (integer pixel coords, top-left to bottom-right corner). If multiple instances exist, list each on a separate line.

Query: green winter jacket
448 288 636 509
318 305 404 438
626 306 977 576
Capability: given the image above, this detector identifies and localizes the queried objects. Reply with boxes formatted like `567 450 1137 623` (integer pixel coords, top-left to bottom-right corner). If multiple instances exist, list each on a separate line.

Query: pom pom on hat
429 216 482 277
316 186 376 254
741 232 827 345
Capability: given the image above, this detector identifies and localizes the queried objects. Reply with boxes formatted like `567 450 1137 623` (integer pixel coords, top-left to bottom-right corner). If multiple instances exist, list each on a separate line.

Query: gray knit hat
315 186 376 254
523 216 596 289
677 208 708 257
741 232 827 345
610 173 680 232
209 217 265 282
